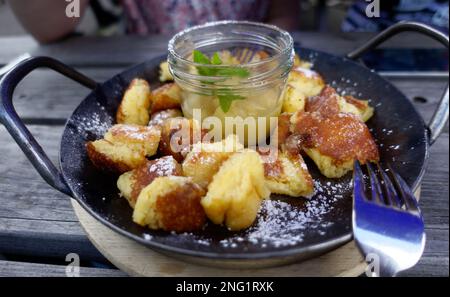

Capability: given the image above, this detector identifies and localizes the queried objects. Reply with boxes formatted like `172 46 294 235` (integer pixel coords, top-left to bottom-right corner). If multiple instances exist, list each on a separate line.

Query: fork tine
387 164 420 212
234 48 244 63
231 47 256 64
241 48 250 63
376 163 402 208
244 48 256 63
366 163 383 204
353 161 367 201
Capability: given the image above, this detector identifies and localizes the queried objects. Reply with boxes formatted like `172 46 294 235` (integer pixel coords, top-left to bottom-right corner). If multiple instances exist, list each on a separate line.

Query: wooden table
0 32 448 277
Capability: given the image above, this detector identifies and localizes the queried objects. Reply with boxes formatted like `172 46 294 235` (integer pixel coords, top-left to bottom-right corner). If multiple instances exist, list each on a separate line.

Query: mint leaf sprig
217 89 246 113
193 50 250 78
192 50 250 113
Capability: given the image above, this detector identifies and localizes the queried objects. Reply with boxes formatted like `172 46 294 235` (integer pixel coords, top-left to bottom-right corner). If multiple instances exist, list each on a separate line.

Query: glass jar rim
167 20 294 68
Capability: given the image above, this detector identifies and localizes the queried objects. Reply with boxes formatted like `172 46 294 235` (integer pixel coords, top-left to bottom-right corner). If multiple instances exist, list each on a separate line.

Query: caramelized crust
131 157 182 201
159 117 192 162
291 111 379 165
272 113 292 149
260 150 314 197
86 140 139 173
133 176 206 232
155 181 206 232
86 124 161 174
151 83 181 113
307 86 374 122
182 135 244 188
343 95 374 122
305 85 341 117
343 95 367 110
117 156 183 207
159 117 208 162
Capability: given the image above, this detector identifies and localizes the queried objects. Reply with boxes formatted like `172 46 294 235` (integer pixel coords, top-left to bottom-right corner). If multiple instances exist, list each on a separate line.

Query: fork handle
347 21 449 146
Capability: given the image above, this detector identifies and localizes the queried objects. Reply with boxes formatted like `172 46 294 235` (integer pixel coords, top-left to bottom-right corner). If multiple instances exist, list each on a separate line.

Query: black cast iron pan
1 22 448 268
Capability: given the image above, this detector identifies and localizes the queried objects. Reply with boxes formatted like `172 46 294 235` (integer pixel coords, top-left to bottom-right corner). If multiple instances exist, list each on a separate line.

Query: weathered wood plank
0 125 104 260
0 36 37 65
0 260 127 277
9 67 124 122
0 125 447 275
0 126 71 221
5 66 448 125
0 217 104 260
400 228 449 276
0 33 445 67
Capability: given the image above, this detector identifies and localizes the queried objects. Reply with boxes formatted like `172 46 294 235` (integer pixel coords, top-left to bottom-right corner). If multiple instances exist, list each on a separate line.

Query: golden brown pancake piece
272 113 292 150
159 117 209 162
86 140 142 173
116 78 152 125
201 150 270 231
306 86 374 122
182 135 244 188
117 156 183 208
151 83 182 114
133 176 206 232
260 150 314 197
291 111 379 177
148 109 183 127
86 124 161 174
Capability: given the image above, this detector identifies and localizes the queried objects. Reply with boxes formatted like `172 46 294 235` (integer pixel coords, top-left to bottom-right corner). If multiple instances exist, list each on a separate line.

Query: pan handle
346 21 449 146
0 56 97 196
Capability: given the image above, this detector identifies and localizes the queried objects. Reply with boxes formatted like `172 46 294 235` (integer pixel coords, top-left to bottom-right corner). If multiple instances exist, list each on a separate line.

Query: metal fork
353 161 426 277
233 47 257 64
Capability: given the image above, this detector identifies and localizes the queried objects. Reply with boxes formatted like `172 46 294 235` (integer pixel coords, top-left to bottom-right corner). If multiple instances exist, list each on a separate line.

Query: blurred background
2 0 446 72
1 0 447 38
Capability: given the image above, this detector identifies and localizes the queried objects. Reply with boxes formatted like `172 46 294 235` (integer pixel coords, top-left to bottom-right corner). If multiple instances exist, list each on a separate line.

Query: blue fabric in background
342 0 449 33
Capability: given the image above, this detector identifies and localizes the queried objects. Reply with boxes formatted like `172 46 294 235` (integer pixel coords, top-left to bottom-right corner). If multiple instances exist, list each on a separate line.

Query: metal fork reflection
353 161 426 277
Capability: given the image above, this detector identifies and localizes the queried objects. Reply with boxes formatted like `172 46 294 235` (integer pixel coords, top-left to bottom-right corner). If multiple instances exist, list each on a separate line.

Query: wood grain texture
0 260 126 277
0 125 103 260
0 125 447 275
0 34 448 276
0 36 37 65
6 67 449 127
9 68 125 122
72 200 366 277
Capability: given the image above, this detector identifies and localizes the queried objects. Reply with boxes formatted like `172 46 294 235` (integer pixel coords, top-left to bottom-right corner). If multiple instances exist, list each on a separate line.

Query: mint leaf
215 67 250 78
217 90 246 113
193 50 213 76
211 52 222 65
192 50 250 78
193 50 211 65
191 50 248 112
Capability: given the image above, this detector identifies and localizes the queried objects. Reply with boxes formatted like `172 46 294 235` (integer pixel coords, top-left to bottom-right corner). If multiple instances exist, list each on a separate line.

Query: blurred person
342 0 449 33
9 0 300 44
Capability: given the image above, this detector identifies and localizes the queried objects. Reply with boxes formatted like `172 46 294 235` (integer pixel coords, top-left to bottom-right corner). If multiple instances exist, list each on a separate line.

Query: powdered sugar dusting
148 156 179 176
294 67 318 78
74 103 112 138
217 178 351 248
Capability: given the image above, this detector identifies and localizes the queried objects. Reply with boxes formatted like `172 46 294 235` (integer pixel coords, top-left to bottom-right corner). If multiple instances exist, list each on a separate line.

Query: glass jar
168 21 294 145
